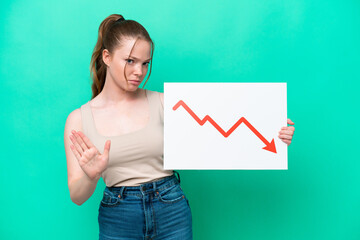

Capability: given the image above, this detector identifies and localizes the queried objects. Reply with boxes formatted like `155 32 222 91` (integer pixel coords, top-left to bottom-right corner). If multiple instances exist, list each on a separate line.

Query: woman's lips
128 80 140 85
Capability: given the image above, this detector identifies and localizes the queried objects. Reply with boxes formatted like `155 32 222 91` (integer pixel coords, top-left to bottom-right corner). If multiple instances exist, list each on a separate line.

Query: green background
1 0 359 239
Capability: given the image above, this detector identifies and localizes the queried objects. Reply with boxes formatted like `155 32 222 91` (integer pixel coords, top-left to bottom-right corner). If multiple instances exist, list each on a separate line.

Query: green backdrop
1 0 359 239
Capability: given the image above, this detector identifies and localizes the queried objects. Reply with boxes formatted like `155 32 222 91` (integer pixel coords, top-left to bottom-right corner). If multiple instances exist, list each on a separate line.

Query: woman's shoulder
145 88 163 97
65 107 82 131
64 100 90 132
146 89 163 107
67 107 81 120
145 89 161 94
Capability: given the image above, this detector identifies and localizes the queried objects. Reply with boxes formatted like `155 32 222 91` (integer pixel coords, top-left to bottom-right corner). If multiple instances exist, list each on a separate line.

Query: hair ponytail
89 14 154 99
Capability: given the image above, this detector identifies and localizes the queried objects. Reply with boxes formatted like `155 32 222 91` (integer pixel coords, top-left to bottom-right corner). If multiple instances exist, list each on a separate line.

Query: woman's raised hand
69 130 111 180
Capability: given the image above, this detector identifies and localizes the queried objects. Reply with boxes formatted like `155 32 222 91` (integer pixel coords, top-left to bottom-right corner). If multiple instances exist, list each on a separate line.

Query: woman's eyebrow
128 56 152 61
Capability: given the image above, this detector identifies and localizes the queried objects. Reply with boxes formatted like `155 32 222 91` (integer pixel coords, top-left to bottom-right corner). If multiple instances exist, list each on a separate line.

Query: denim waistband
106 171 181 197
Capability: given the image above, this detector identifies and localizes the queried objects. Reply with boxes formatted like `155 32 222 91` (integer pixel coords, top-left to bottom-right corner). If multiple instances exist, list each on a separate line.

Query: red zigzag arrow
172 100 277 154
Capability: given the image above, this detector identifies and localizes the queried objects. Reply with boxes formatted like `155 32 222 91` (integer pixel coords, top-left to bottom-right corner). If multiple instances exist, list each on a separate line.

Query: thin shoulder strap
146 89 163 124
80 101 97 137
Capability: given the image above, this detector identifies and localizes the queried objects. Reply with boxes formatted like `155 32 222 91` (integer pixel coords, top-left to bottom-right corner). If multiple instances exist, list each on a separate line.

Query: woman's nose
134 64 143 75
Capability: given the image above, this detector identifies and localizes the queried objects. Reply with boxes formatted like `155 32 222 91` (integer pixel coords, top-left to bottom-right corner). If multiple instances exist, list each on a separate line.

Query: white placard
164 82 287 170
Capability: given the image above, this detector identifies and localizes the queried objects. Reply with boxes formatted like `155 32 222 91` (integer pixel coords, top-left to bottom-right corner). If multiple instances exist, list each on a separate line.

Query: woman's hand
69 130 111 180
278 119 295 146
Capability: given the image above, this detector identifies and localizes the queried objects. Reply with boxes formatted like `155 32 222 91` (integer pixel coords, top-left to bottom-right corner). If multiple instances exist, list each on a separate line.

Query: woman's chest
91 103 150 137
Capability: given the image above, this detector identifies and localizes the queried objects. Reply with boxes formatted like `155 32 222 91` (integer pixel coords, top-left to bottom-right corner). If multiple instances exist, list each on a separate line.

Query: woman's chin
125 85 141 93
127 82 144 90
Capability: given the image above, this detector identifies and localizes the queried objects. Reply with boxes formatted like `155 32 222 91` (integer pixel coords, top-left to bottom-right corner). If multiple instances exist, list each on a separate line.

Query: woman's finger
287 118 294 125
70 144 82 159
279 129 294 135
281 126 295 132
72 130 88 152
102 140 111 159
279 134 293 140
282 139 291 145
279 136 291 144
77 131 97 152
70 134 84 155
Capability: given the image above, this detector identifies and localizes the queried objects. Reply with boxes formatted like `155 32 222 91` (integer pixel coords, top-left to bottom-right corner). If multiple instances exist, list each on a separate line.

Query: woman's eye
143 62 150 66
126 59 134 64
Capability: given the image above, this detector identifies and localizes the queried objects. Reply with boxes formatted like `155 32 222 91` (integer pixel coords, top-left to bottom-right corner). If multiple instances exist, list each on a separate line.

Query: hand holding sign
278 119 295 145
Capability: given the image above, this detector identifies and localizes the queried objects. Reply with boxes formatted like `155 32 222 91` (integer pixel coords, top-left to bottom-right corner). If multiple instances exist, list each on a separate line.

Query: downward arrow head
262 139 277 154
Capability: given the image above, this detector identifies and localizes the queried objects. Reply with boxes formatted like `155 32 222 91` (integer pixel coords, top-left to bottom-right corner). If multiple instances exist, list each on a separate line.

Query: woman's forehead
115 38 151 60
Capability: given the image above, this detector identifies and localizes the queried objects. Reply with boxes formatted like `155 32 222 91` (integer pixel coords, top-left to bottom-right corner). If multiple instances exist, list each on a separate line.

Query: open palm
69 130 111 180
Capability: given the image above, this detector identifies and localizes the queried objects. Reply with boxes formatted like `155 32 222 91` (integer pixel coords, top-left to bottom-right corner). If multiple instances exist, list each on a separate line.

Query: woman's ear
102 49 111 67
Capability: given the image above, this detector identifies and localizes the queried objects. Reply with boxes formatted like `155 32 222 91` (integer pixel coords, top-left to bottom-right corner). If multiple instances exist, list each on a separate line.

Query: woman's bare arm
64 109 100 205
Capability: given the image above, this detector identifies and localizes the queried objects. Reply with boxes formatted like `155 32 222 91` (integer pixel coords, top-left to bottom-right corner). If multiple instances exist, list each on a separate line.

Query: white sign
164 83 287 170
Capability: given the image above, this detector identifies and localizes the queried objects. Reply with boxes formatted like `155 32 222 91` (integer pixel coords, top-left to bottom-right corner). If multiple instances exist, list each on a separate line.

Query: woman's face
103 37 151 92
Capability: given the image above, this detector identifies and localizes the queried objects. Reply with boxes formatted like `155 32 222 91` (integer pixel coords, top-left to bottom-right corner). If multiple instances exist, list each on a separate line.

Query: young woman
64 14 295 240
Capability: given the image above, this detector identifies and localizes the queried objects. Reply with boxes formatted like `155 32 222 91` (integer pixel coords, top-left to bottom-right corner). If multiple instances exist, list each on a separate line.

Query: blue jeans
98 172 193 240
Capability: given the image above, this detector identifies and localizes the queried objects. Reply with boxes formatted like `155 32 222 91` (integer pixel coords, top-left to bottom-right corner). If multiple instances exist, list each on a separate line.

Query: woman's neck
93 78 143 106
